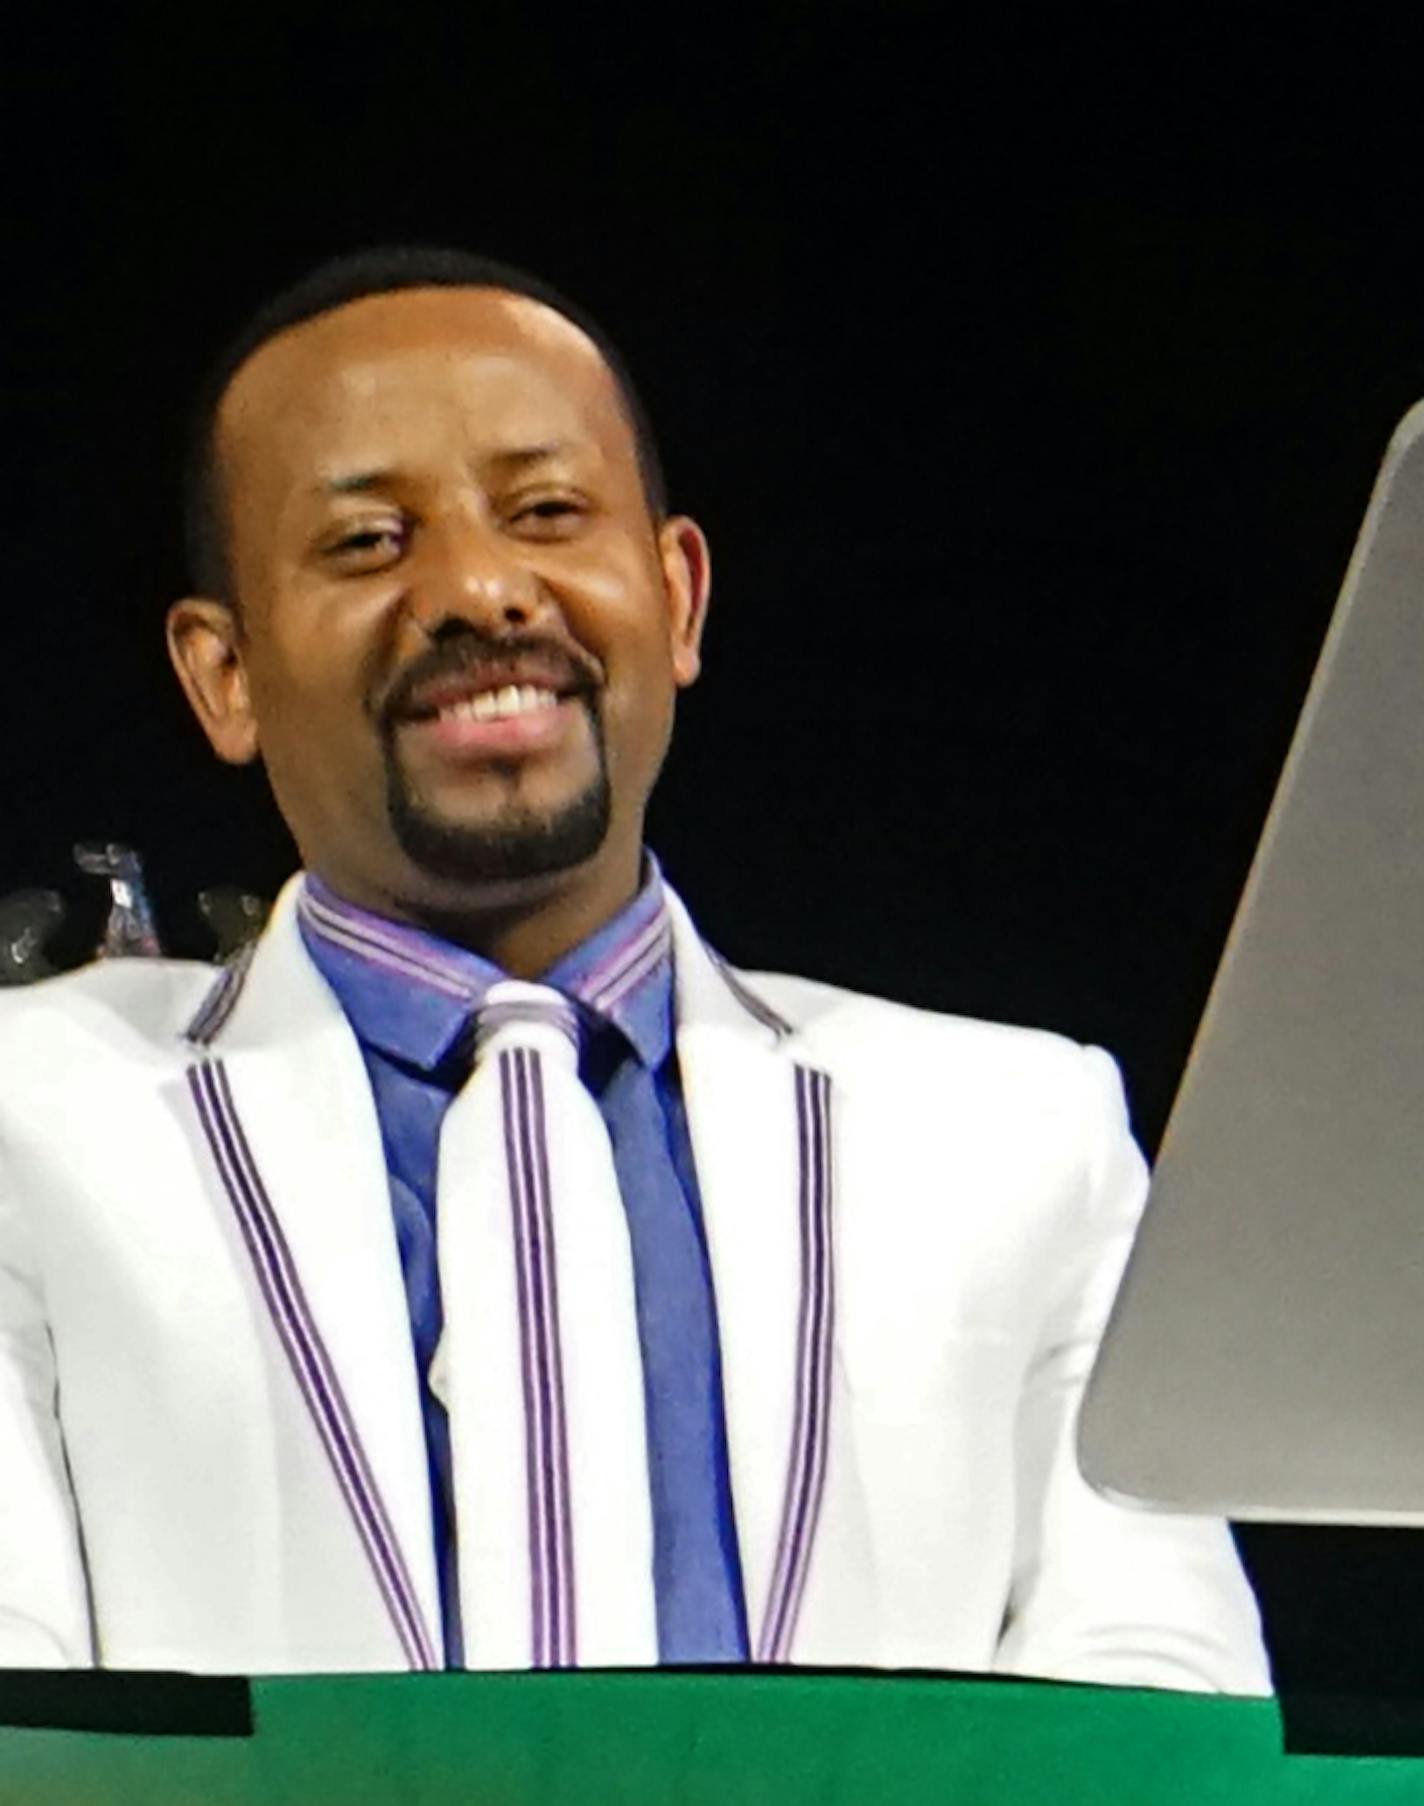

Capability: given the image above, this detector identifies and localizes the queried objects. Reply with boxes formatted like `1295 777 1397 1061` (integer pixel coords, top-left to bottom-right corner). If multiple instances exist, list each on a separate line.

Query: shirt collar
297 855 674 1075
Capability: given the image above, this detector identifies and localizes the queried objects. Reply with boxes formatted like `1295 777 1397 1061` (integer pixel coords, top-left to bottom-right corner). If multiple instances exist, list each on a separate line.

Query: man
0 246 1270 1688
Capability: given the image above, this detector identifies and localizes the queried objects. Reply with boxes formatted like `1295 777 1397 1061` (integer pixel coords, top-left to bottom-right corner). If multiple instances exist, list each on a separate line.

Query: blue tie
584 1025 749 1662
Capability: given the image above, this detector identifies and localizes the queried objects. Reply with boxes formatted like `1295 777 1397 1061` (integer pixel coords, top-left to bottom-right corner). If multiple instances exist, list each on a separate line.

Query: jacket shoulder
739 966 1095 1069
735 965 1134 1144
0 957 220 1062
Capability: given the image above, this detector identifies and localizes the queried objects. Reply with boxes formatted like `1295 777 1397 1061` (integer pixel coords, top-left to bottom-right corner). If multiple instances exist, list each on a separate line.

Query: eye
509 495 587 535
324 522 408 566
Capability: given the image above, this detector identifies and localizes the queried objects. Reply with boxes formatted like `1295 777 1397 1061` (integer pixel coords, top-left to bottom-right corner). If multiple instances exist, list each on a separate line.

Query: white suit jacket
0 877 1270 1689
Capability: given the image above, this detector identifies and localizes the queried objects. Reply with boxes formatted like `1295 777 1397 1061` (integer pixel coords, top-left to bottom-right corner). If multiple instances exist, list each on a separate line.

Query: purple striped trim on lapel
185 940 257 1047
708 949 795 1040
757 1063 835 1662
186 1056 439 1672
501 1046 577 1668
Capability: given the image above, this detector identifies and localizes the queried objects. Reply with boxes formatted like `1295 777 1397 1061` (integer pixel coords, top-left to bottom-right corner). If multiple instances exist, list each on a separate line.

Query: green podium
1 1671 1419 1804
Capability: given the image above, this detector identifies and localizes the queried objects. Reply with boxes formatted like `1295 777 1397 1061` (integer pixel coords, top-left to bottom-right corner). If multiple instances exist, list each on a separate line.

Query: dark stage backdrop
4 7 1421 1699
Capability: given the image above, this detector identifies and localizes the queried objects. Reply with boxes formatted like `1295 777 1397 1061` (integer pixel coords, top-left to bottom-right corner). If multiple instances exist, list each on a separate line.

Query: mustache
377 630 604 724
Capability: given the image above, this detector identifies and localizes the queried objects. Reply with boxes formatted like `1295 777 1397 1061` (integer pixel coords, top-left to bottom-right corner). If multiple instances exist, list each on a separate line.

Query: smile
435 684 560 724
397 686 581 760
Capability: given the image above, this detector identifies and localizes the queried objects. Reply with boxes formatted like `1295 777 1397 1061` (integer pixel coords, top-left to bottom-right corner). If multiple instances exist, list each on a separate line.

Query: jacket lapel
182 877 441 1669
667 891 836 1661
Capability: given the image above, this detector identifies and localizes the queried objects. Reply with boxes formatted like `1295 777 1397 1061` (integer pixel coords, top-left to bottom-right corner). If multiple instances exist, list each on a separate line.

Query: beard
379 701 612 885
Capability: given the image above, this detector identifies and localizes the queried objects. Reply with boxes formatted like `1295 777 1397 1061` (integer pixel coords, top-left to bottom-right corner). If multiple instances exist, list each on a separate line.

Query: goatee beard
380 708 612 885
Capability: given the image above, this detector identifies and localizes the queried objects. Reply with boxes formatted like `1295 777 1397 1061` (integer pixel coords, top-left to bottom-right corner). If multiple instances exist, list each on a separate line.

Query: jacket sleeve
0 1135 95 1665
992 1045 1273 1694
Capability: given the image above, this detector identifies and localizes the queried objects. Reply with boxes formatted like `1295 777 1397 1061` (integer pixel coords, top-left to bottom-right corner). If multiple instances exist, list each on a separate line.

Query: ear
165 597 261 765
657 515 712 688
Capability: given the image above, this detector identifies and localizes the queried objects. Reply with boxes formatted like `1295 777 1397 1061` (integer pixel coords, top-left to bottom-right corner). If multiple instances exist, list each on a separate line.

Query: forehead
216 287 634 493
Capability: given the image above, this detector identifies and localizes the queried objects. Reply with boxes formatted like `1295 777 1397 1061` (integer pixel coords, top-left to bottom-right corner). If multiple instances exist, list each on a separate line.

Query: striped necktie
431 980 658 1669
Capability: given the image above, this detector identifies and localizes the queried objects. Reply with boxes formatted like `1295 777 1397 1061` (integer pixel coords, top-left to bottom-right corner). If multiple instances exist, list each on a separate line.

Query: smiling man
0 246 1271 1688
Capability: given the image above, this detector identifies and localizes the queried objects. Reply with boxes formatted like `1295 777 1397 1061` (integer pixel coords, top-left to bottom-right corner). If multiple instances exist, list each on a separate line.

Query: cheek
601 659 677 788
557 556 680 747
570 547 681 670
245 587 382 714
246 658 342 746
241 629 380 802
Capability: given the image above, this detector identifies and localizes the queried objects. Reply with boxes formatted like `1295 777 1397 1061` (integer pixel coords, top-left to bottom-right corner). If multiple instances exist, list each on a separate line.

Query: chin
388 783 613 889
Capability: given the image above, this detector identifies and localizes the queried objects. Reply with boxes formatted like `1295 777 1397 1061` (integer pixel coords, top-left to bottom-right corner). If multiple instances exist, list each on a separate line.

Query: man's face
170 287 707 917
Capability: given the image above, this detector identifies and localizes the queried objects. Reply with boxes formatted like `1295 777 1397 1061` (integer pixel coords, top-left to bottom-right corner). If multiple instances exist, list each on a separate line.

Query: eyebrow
318 470 392 497
315 443 576 498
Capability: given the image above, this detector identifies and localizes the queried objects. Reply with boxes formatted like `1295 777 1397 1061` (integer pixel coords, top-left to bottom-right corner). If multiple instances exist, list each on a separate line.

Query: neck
321 839 646 979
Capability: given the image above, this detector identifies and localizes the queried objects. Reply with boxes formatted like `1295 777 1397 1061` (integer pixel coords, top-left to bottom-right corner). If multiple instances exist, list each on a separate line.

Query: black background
3 6 1421 1698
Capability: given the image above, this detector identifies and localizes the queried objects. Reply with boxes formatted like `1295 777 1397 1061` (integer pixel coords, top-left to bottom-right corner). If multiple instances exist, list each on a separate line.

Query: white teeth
438 685 558 724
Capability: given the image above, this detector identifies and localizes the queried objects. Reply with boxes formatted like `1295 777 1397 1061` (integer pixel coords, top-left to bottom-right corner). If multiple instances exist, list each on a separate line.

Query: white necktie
430 980 657 1669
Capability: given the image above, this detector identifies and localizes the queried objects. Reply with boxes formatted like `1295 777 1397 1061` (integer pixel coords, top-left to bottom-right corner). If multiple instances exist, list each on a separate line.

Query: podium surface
1 1670 1419 1804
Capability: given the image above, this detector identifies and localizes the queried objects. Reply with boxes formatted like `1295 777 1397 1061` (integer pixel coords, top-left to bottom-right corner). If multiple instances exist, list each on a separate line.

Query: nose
404 513 538 639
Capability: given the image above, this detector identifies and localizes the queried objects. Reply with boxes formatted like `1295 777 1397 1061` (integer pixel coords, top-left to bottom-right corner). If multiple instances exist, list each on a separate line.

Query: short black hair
181 244 669 603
